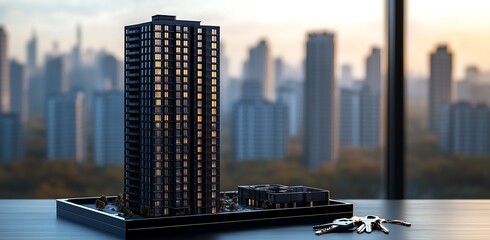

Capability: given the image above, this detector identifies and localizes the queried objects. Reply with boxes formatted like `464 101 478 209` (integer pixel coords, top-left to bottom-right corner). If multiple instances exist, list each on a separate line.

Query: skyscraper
101 53 121 91
27 30 44 120
0 113 22 163
365 47 381 93
277 80 303 138
360 47 381 147
340 86 361 147
243 39 274 102
9 60 28 123
27 30 37 73
0 26 9 113
275 57 284 86
303 32 337 168
45 56 66 97
232 81 287 161
429 45 453 134
46 92 86 162
93 91 124 166
124 15 220 216
439 102 490 156
340 64 353 88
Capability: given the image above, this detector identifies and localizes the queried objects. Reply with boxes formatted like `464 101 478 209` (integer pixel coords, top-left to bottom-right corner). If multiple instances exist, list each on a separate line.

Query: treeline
1 140 490 199
0 159 123 198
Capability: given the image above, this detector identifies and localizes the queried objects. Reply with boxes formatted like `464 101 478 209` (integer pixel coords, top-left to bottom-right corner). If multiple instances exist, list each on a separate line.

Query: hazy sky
1 0 490 79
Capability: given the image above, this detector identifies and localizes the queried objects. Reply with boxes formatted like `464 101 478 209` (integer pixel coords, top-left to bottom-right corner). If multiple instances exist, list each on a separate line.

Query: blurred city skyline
3 0 490 79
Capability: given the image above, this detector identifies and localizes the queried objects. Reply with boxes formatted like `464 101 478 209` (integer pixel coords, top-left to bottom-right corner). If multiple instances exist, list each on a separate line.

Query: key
356 223 366 233
359 215 381 233
381 219 412 227
313 216 361 230
374 220 390 234
315 219 356 235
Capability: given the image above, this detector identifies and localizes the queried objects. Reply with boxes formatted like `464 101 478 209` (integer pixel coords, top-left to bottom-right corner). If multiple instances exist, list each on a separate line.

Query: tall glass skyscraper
303 32 337 168
124 15 220 216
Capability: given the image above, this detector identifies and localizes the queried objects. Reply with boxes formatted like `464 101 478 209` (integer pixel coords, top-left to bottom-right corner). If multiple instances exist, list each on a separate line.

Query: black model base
56 196 353 238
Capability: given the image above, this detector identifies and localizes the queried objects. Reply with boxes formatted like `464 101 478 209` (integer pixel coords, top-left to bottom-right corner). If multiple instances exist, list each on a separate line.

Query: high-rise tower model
124 15 220 216
303 32 337 168
429 45 453 134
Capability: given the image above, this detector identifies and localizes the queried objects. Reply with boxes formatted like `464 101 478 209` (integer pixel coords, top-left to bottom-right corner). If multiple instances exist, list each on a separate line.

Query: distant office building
277 80 303 138
124 15 220 216
339 48 381 149
45 56 67 97
93 91 123 166
243 39 274 102
366 47 381 93
456 66 478 103
27 30 37 73
361 47 382 148
232 82 287 161
46 92 86 162
429 45 453 134
101 53 121 90
0 113 22 163
221 77 241 118
275 57 284 86
9 60 28 123
340 64 353 88
303 32 337 168
439 102 490 156
0 26 9 113
340 86 361 147
26 31 44 120
360 87 381 147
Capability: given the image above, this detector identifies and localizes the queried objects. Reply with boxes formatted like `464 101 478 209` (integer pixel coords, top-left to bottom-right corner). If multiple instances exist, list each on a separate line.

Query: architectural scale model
56 15 353 237
124 15 220 217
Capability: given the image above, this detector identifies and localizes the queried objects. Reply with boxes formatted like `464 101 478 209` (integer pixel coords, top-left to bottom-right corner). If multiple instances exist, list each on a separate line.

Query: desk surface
1 199 489 239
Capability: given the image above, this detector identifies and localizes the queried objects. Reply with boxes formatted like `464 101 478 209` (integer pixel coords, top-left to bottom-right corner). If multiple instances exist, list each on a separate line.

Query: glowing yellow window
156 99 161 105
155 115 161 121
212 57 217 63
197 93 202 99
212 72 217 77
197 71 202 77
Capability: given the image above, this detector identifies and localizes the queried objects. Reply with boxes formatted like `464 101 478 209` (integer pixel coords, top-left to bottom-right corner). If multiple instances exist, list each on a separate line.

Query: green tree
95 199 106 211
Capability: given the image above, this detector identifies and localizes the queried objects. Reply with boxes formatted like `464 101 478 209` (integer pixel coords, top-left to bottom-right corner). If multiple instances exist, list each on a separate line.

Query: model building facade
124 15 220 216
238 184 330 209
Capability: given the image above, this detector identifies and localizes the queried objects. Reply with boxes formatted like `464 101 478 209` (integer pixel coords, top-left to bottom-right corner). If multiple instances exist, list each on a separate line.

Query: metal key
315 218 356 235
313 216 361 230
358 215 381 233
374 220 390 234
381 218 412 227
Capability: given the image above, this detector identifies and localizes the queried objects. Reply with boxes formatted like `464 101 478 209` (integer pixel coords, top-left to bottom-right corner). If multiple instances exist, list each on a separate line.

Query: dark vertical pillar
386 0 405 199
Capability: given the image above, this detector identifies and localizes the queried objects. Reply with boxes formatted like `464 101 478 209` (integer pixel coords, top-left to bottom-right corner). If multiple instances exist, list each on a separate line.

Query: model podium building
124 15 220 216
